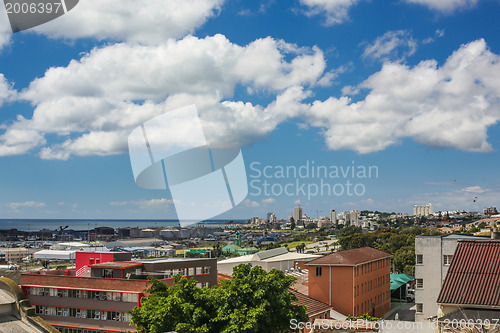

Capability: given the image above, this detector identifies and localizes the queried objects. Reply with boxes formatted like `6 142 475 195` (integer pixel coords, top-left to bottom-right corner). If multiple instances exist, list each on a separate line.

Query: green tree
213 243 222 258
130 264 307 333
216 264 307 333
130 276 216 333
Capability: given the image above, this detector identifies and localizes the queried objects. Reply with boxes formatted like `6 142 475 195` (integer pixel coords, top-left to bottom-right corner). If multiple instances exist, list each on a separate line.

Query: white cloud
243 199 260 207
404 0 478 12
1 34 324 159
8 201 46 212
299 0 360 25
362 30 418 62
30 0 223 44
109 198 173 210
0 9 11 51
308 39 500 153
262 198 276 204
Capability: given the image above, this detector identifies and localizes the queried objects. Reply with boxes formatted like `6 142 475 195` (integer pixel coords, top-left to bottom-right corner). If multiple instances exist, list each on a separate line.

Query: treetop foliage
130 264 308 333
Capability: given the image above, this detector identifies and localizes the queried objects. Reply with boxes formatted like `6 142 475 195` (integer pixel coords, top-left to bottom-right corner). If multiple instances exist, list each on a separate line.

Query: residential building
305 247 392 318
483 206 498 215
414 234 486 321
21 253 217 333
436 240 500 329
413 203 433 217
2 247 40 263
330 209 337 225
293 205 303 222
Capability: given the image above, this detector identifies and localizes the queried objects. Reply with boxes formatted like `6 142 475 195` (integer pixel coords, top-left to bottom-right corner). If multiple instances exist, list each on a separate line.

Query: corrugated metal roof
254 246 288 260
290 289 332 317
304 247 391 266
437 240 500 306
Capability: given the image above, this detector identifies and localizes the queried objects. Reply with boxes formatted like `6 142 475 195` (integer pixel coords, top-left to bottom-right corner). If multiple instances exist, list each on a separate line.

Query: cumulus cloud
0 9 11 51
308 39 500 153
30 0 223 44
1 34 324 159
243 198 260 207
262 198 276 204
404 0 478 12
8 201 46 212
362 30 418 62
109 198 173 210
299 0 361 25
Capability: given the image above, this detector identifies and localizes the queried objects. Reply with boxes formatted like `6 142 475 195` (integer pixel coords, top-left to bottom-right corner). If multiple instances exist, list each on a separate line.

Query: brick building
305 247 391 318
21 253 217 333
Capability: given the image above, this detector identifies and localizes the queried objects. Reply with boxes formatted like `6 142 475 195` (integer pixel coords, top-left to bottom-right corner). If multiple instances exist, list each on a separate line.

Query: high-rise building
330 209 337 225
267 212 276 223
413 203 433 217
292 205 303 222
343 210 360 227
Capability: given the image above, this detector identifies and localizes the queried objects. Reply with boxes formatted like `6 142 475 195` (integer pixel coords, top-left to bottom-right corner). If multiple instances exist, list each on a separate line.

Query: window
104 269 113 278
316 266 322 277
416 254 423 265
416 278 424 289
416 303 423 313
443 255 453 265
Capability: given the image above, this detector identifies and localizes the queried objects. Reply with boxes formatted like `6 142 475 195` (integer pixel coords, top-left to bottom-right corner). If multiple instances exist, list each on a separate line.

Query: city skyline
0 1 499 220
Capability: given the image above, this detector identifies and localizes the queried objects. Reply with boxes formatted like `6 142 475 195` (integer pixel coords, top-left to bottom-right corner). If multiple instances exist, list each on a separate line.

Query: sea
0 219 248 232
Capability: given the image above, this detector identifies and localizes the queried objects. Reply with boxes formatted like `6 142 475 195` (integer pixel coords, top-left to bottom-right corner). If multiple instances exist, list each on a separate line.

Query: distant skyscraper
413 203 433 217
267 212 277 223
330 209 337 225
292 205 303 222
345 210 360 227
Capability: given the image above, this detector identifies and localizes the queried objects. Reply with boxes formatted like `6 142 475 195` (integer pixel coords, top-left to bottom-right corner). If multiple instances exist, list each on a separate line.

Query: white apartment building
344 210 360 227
413 203 433 217
292 205 303 222
330 209 337 225
414 234 485 321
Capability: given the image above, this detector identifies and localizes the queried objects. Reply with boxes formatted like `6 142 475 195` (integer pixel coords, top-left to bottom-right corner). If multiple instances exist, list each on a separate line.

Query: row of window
354 258 389 277
155 267 211 278
354 275 389 297
415 254 453 265
27 287 139 303
55 328 113 333
354 291 390 316
35 305 132 322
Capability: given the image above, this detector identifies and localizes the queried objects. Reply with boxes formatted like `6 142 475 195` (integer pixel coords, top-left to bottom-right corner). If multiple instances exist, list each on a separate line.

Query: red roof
304 247 391 266
290 289 332 317
437 240 500 306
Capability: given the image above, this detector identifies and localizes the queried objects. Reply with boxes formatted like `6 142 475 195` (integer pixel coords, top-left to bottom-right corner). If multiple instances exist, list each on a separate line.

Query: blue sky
0 0 499 221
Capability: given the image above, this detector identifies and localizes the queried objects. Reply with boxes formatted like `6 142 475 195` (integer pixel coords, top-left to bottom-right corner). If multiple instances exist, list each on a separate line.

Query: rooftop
89 261 143 269
305 247 392 266
437 240 500 307
290 289 332 317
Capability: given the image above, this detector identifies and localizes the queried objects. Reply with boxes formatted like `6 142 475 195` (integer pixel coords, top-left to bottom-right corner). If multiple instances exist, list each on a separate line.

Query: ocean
0 219 247 231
